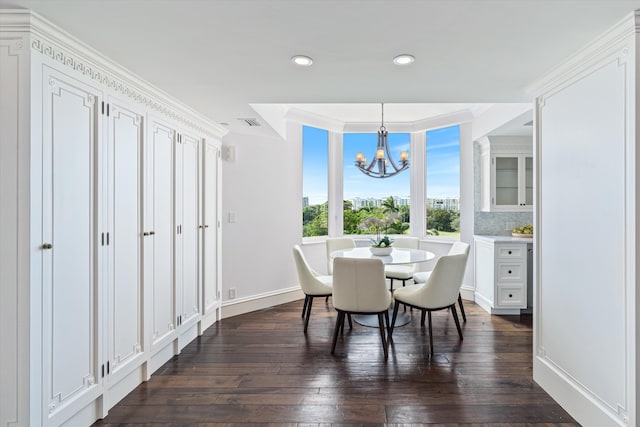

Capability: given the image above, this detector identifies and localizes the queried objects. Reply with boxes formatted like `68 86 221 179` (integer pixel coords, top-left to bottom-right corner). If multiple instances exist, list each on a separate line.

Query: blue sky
303 125 460 205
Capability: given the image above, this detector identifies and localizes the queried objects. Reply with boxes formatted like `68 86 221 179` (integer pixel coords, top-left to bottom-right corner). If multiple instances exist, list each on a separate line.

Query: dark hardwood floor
94 299 579 426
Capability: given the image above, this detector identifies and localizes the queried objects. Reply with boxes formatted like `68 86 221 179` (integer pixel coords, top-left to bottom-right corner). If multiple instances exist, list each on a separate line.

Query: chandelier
354 103 409 179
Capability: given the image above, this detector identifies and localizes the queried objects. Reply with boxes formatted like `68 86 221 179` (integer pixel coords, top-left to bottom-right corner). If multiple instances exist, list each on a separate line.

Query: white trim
527 10 639 96
328 131 343 236
286 107 345 133
410 131 426 237
1 9 227 140
534 356 628 427
221 286 304 319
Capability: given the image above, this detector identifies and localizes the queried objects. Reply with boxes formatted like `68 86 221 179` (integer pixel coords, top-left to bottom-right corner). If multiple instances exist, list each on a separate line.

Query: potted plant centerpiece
359 214 398 256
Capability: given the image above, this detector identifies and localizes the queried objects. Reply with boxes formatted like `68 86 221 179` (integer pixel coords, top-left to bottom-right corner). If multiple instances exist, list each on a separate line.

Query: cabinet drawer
496 245 525 260
497 285 525 307
497 263 524 281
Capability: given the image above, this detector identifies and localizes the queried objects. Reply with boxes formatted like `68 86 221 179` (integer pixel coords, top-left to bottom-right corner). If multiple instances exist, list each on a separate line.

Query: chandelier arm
384 134 402 172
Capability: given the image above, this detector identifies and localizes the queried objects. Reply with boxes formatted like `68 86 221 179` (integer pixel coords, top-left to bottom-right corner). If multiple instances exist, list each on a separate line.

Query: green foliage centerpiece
359 214 397 255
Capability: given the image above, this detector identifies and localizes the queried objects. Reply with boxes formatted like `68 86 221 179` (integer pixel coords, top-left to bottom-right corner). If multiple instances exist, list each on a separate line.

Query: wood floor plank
94 300 579 425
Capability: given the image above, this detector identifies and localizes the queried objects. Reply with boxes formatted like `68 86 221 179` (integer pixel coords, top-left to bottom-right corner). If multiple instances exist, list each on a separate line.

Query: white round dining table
330 247 435 265
329 247 435 328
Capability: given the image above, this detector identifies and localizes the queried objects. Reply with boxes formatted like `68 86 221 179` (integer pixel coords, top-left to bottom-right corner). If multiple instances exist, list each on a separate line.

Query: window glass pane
302 126 328 237
426 125 460 238
343 132 411 236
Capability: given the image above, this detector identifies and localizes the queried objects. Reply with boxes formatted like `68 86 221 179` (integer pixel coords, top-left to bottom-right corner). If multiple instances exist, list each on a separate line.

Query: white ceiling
2 0 640 137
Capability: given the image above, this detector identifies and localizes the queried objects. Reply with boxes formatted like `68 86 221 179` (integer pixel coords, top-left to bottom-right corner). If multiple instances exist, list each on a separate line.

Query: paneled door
202 141 220 315
41 67 102 422
104 98 144 393
176 132 201 328
146 120 175 350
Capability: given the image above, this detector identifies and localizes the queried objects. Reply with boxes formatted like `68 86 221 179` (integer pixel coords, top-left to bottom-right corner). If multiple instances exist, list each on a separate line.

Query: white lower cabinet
474 236 530 315
0 14 224 427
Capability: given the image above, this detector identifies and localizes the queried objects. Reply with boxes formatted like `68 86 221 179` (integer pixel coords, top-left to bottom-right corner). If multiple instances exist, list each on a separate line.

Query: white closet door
41 68 101 418
149 121 175 347
180 133 200 324
202 142 219 313
106 100 144 381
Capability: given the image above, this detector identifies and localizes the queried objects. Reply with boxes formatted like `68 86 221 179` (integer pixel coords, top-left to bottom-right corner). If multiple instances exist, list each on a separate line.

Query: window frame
300 122 465 243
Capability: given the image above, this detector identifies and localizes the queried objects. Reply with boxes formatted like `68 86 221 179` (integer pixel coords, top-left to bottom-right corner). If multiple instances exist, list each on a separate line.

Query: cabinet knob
42 243 53 250
143 232 150 236
199 225 203 229
204 224 209 228
508 270 512 274
149 231 155 235
509 293 513 298
508 250 512 254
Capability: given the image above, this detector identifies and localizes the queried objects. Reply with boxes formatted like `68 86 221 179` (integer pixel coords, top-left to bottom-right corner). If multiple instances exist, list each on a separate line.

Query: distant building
427 197 460 211
303 197 309 208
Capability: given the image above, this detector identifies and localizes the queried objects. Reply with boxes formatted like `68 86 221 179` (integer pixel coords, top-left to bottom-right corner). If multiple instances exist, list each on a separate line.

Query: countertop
474 234 534 243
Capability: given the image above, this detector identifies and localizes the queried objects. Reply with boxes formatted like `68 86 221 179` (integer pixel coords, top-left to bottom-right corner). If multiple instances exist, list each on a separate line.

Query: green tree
343 208 361 234
427 208 455 232
388 221 409 234
398 205 410 223
382 196 398 214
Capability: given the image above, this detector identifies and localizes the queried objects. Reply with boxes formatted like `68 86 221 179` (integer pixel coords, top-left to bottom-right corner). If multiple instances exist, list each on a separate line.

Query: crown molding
0 9 228 140
284 107 345 133
527 10 639 97
284 105 478 135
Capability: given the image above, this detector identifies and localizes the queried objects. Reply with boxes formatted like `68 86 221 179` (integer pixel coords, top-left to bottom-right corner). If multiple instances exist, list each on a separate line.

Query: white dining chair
384 236 420 291
326 237 356 275
390 245 470 357
292 244 333 333
413 241 469 322
331 257 391 359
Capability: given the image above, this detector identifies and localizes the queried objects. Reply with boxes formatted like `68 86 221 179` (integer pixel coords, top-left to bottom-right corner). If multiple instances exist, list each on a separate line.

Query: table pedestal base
353 308 413 328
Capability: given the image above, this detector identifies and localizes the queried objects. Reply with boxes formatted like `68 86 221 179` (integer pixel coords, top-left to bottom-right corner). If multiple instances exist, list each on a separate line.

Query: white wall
220 125 303 315
532 12 637 427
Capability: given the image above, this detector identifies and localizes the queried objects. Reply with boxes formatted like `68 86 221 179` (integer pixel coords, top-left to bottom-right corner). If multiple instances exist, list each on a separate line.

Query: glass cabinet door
524 156 533 206
495 157 519 206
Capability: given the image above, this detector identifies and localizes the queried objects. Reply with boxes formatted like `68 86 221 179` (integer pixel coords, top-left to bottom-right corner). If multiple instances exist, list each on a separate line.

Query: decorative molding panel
0 10 225 139
30 37 224 139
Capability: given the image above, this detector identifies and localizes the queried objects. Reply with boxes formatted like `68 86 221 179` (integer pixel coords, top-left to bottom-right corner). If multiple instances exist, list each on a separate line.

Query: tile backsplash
474 211 533 236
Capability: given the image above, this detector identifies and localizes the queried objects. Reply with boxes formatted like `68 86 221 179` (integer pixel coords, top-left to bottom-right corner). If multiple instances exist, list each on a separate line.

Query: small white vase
370 246 392 256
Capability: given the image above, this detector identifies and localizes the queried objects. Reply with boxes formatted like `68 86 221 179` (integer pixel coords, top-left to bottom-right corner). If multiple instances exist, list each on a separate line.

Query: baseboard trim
534 355 626 426
221 286 304 319
460 285 475 301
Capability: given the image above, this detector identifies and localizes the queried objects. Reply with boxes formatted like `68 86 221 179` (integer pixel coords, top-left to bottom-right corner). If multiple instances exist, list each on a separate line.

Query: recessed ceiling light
291 55 313 66
393 54 415 66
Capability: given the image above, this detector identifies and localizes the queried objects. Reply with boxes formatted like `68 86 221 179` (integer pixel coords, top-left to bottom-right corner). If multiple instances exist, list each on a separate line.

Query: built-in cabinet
478 137 533 212
0 11 225 427
103 97 146 410
41 67 102 424
474 236 531 315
